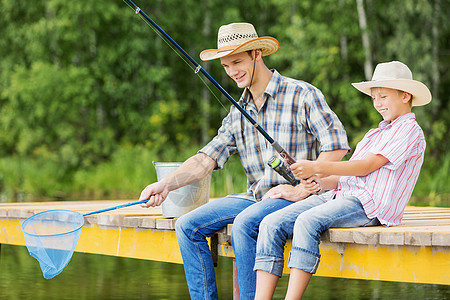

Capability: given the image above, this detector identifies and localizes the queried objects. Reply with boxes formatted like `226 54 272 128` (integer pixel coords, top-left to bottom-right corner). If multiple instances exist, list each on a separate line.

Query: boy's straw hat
200 23 279 61
352 61 432 106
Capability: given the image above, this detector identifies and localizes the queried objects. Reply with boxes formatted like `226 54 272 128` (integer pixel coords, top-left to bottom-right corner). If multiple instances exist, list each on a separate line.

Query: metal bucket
153 161 211 218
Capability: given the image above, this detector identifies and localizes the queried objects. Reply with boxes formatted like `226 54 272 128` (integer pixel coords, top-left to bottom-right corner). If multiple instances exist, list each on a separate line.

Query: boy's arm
291 153 389 179
310 175 341 190
315 149 349 167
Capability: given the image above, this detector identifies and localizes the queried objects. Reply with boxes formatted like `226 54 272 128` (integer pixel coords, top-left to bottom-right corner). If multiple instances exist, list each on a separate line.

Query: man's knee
231 212 264 245
175 214 192 238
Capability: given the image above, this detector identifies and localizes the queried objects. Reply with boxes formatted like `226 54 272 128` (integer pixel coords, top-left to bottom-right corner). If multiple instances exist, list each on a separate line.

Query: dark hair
246 49 262 59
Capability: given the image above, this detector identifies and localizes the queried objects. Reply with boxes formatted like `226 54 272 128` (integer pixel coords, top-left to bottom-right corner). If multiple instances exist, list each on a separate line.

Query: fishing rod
124 0 299 186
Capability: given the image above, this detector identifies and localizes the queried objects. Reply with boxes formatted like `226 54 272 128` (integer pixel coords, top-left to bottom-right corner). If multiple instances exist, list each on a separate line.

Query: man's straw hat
200 23 279 61
352 61 432 106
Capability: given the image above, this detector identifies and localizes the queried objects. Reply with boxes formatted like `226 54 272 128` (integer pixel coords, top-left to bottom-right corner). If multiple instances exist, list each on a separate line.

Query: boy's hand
290 160 316 179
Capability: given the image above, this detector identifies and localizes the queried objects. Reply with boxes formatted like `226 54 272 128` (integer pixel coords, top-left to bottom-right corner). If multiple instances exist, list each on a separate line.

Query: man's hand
138 153 216 209
262 179 321 202
139 181 170 208
304 175 323 192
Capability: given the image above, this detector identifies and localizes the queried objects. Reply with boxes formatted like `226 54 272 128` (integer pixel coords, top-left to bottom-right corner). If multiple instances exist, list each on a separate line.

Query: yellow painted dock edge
219 241 450 285
0 218 184 264
2 218 449 285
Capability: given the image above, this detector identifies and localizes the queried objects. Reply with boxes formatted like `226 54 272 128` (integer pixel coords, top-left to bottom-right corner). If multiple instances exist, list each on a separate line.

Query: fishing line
121 0 230 114
122 0 301 185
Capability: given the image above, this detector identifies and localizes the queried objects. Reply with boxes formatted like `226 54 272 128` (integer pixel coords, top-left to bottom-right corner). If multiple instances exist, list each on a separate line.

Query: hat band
218 33 258 45
372 76 413 81
217 45 238 53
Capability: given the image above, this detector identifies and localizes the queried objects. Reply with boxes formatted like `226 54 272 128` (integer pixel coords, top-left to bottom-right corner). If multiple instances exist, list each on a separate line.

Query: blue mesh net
21 210 85 279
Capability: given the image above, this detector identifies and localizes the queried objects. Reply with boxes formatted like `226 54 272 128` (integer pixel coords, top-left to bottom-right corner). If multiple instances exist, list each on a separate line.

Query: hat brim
351 79 432 106
199 37 279 61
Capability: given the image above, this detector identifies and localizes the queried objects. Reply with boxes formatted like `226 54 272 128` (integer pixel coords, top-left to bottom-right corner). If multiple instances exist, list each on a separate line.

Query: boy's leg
285 268 312 300
254 270 280 300
288 196 376 274
175 196 254 300
230 197 294 300
254 196 326 276
253 196 326 297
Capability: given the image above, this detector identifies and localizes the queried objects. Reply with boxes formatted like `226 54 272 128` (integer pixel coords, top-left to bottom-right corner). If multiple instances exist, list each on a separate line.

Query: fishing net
21 209 85 279
21 200 147 279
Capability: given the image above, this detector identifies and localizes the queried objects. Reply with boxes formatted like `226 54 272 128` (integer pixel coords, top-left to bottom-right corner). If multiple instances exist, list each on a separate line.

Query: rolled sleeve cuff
319 128 351 153
198 144 232 170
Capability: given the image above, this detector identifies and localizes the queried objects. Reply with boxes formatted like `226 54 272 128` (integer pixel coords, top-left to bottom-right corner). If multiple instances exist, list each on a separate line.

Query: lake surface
1 244 449 299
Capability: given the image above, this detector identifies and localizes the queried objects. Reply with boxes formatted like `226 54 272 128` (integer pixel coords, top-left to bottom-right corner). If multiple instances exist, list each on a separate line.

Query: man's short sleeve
302 88 350 152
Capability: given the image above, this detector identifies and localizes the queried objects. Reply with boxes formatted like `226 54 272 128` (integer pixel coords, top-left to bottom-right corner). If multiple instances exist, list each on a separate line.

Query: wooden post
211 234 218 267
233 258 240 300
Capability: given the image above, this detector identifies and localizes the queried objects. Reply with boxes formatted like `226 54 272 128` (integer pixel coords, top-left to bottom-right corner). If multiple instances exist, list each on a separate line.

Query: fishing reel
268 156 300 186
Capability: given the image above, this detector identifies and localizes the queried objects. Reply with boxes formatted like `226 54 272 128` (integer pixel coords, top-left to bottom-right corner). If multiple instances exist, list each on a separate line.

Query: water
1 244 449 299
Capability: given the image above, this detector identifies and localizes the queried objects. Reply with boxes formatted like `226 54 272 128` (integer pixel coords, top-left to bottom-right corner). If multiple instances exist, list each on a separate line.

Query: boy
253 61 432 299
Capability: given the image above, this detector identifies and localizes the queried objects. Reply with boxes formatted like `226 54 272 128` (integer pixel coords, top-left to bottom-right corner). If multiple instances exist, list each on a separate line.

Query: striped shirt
200 70 350 201
322 113 426 226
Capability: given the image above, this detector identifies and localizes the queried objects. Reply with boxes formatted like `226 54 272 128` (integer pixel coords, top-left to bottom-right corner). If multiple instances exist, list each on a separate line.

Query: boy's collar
379 112 416 129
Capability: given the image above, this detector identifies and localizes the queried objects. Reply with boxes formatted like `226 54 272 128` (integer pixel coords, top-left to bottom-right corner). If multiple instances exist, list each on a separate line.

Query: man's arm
291 153 389 179
160 152 216 190
140 153 216 207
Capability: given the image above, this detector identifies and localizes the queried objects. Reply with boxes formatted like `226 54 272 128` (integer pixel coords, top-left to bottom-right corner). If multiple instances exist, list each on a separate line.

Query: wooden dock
1 200 449 287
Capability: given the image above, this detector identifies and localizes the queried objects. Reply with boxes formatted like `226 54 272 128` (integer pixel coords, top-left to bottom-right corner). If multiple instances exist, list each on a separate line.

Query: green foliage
0 0 448 204
1 62 103 168
0 156 68 200
69 145 247 200
0 145 446 206
410 152 450 207
71 145 157 200
209 154 247 197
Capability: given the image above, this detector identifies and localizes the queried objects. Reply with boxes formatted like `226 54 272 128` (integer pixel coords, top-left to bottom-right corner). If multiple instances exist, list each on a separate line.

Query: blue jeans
254 195 380 276
175 195 293 300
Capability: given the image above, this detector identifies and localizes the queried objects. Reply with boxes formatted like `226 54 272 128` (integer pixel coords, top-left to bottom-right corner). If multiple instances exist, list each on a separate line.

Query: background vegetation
0 0 448 206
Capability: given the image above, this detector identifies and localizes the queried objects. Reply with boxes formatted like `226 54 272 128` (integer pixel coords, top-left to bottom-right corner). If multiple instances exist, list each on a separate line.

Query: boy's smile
371 87 411 123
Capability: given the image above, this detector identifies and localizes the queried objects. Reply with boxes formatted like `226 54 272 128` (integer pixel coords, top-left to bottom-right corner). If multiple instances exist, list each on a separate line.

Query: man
139 23 349 299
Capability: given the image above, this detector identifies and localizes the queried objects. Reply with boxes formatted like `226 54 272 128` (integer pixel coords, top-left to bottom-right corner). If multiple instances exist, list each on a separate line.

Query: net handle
82 200 148 216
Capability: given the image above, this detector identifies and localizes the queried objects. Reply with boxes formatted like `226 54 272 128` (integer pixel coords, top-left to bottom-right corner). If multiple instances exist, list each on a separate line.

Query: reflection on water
1 244 449 299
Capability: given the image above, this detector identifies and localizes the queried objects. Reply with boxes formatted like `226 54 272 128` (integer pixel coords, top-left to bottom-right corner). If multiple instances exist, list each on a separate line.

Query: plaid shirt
200 70 349 201
322 113 425 226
